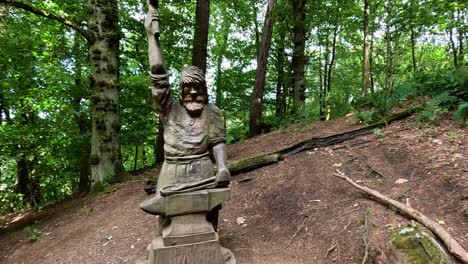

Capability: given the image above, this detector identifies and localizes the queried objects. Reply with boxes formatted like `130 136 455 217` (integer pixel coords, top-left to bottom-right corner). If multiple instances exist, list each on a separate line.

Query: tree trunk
249 0 276 137
410 25 417 73
154 117 164 165
253 4 260 59
457 8 464 64
87 0 123 188
192 0 210 74
291 0 306 113
16 111 40 207
318 44 325 120
325 26 338 121
448 13 458 68
361 0 371 97
215 10 230 107
16 155 34 207
133 145 138 171
370 32 375 94
142 146 147 168
384 0 393 94
275 22 286 117
0 65 5 125
72 32 91 193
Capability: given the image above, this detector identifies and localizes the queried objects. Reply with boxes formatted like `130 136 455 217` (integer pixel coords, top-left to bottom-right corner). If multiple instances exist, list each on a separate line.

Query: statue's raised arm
145 2 170 113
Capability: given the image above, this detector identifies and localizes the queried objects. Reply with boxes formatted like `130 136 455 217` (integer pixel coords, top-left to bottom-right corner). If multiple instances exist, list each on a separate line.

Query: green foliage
81 206 93 216
24 225 42 242
454 101 468 127
372 128 383 136
356 68 468 125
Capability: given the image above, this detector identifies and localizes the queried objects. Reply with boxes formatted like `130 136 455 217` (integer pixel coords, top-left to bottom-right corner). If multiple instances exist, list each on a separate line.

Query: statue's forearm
145 8 166 75
213 143 229 172
148 30 166 75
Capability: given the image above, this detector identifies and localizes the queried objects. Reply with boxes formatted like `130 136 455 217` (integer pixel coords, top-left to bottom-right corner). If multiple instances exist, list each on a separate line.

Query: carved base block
147 234 233 264
162 213 216 246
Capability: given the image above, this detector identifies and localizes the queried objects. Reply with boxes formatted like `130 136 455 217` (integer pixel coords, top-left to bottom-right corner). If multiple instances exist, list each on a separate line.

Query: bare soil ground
1 112 466 264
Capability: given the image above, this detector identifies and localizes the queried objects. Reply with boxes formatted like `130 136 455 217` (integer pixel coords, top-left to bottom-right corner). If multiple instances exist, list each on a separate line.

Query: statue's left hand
145 9 160 36
215 168 230 187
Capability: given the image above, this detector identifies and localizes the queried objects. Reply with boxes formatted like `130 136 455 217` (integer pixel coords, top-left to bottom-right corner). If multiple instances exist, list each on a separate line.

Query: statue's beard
183 95 205 116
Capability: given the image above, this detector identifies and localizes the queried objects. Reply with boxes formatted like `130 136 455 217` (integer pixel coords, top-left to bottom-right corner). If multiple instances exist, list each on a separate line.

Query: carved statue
140 2 235 264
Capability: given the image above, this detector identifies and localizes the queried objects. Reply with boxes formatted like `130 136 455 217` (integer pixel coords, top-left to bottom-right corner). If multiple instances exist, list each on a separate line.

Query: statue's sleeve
150 72 172 114
209 105 227 146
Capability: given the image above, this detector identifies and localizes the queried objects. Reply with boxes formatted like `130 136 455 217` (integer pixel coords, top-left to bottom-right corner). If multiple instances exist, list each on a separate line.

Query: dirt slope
1 112 466 264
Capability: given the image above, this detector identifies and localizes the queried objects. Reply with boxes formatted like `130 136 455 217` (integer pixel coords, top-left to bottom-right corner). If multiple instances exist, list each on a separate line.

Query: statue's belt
160 177 217 197
164 153 210 164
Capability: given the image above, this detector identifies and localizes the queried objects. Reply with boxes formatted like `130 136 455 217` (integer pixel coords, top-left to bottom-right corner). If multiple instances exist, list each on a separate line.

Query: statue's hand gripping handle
145 9 160 38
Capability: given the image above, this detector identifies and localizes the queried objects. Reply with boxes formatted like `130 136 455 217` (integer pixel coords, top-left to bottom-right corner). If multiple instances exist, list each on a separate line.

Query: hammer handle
147 0 160 36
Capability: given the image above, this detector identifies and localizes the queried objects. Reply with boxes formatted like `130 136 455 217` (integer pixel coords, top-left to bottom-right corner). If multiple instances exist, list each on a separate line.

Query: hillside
0 112 467 264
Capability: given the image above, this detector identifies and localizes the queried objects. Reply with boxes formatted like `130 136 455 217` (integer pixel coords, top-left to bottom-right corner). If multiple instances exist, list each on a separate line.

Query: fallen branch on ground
361 208 371 264
229 108 418 175
333 169 468 264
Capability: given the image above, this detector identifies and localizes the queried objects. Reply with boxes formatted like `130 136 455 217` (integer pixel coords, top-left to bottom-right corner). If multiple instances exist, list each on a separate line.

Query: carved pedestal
141 188 235 264
147 234 225 264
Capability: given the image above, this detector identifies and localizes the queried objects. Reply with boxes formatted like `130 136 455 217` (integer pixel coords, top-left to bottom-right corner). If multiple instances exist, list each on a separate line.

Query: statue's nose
190 88 197 94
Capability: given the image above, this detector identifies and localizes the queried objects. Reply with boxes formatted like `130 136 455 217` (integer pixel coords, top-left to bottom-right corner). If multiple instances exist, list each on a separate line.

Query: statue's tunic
151 73 226 194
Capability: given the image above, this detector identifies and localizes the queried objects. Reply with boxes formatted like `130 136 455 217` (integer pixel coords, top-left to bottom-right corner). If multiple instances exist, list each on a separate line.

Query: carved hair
180 66 208 103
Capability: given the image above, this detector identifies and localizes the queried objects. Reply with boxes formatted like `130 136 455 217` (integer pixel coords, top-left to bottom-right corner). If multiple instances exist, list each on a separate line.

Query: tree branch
333 169 468 264
0 0 90 41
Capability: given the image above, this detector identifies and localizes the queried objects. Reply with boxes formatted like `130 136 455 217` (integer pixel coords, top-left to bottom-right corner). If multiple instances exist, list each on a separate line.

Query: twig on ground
333 169 468 264
344 145 387 178
361 208 371 264
277 216 309 253
323 220 353 240
325 240 338 258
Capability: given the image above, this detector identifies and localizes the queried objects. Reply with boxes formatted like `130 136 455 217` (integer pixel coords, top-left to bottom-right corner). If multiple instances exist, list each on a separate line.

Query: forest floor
0 112 467 264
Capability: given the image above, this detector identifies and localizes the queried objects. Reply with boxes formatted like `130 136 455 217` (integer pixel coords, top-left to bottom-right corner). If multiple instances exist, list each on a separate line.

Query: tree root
333 169 468 264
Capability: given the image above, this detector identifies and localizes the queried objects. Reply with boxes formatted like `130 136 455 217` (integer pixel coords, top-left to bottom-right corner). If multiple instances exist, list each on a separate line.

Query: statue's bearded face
182 83 206 116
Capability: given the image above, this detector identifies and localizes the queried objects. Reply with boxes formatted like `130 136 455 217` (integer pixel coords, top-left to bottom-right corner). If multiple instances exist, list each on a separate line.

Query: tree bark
253 4 260 59
16 155 34 207
133 145 138 171
318 45 325 120
215 9 230 107
325 26 338 121
458 9 464 64
291 0 306 113
0 64 6 125
361 0 371 97
410 25 417 73
87 0 124 187
192 0 210 74
275 21 286 117
370 32 375 94
249 0 276 137
384 0 393 93
448 27 458 68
